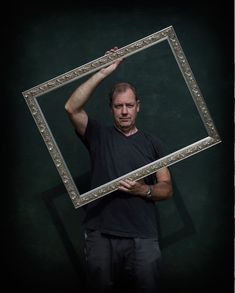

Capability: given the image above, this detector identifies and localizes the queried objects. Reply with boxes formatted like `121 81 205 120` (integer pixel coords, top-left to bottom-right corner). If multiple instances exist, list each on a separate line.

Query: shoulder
77 117 111 149
141 130 163 145
76 117 104 139
85 117 112 136
140 130 165 157
86 117 107 132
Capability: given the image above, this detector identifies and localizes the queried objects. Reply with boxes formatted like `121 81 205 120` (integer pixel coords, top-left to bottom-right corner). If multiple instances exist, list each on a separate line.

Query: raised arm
65 47 122 136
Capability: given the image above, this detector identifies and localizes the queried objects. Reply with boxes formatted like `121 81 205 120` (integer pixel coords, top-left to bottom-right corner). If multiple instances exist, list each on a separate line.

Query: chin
120 123 131 129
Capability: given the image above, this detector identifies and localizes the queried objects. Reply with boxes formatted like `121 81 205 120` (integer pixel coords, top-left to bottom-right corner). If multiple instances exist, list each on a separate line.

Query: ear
137 100 140 112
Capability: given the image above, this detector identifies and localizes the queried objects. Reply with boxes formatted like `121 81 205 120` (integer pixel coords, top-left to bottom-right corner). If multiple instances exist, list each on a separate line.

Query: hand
118 179 147 196
100 46 123 76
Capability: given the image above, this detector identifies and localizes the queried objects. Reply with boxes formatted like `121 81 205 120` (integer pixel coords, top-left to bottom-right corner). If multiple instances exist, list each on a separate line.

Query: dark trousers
84 230 161 293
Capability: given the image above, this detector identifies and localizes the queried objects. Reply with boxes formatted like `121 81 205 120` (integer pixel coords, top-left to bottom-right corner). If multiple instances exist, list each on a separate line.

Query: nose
121 105 128 115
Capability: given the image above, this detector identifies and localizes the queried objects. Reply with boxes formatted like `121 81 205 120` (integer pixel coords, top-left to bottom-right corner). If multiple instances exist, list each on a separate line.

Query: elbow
153 182 173 201
65 100 76 116
167 187 173 199
64 101 71 113
167 182 173 198
164 183 173 199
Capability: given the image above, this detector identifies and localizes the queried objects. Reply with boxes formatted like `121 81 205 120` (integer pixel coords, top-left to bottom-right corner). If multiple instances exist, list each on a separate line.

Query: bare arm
65 48 122 136
118 167 173 201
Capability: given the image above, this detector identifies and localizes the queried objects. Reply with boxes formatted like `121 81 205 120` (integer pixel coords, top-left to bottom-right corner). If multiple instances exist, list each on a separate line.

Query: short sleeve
75 117 102 151
143 132 165 159
152 135 165 158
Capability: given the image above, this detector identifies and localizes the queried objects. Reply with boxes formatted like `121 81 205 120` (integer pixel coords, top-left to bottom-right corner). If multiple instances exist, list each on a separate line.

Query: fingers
118 183 130 193
105 46 119 55
101 46 123 75
119 179 135 188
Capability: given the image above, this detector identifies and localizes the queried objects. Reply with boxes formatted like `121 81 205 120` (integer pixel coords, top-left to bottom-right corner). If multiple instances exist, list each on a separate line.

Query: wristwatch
145 185 152 198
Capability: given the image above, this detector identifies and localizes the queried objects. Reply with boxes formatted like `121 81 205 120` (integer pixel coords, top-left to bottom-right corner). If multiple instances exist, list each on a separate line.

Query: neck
114 125 138 136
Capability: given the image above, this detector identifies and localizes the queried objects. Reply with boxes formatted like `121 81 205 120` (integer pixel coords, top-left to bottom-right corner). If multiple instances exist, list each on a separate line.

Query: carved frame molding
22 25 221 208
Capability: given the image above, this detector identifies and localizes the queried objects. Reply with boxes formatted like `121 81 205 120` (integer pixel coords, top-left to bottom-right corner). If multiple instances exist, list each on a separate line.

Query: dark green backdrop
3 1 233 292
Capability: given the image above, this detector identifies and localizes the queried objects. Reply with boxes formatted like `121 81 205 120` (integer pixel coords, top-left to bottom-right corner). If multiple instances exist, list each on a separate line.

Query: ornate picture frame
22 25 221 208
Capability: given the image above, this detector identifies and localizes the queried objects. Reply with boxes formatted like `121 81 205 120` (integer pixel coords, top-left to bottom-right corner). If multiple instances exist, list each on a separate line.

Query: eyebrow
113 102 135 106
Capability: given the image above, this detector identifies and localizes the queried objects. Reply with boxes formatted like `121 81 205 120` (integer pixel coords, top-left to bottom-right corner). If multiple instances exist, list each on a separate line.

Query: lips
120 118 130 121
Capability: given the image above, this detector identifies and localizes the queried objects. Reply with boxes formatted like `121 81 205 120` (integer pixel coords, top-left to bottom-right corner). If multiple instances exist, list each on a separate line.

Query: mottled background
2 1 233 292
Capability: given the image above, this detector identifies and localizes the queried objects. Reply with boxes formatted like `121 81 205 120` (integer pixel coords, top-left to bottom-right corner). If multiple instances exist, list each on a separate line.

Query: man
65 47 173 293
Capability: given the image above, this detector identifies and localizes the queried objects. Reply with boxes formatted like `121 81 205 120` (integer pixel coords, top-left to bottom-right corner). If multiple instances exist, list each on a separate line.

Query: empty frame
22 26 221 208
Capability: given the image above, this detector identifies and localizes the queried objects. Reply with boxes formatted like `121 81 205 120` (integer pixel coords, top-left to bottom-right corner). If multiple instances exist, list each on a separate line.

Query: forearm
137 181 173 201
65 70 106 114
65 47 122 114
147 181 173 201
118 178 173 201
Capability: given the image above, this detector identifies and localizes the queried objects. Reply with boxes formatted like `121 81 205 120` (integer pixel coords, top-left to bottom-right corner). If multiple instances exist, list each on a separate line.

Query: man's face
110 88 140 131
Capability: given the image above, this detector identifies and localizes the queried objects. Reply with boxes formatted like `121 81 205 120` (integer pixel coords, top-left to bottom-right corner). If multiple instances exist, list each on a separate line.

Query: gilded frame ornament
22 25 221 208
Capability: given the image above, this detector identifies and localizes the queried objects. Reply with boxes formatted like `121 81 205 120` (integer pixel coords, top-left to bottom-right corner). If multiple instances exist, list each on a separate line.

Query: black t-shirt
78 118 165 238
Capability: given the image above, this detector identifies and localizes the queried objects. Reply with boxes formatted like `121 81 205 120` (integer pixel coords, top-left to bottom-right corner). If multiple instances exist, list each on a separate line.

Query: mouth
119 118 130 122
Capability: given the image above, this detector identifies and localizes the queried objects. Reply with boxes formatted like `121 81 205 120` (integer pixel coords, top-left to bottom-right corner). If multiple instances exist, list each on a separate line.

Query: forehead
112 88 136 104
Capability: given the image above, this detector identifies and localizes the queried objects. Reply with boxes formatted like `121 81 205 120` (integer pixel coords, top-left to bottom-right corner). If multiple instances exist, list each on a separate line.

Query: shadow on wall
42 174 196 278
157 178 196 249
42 174 90 290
